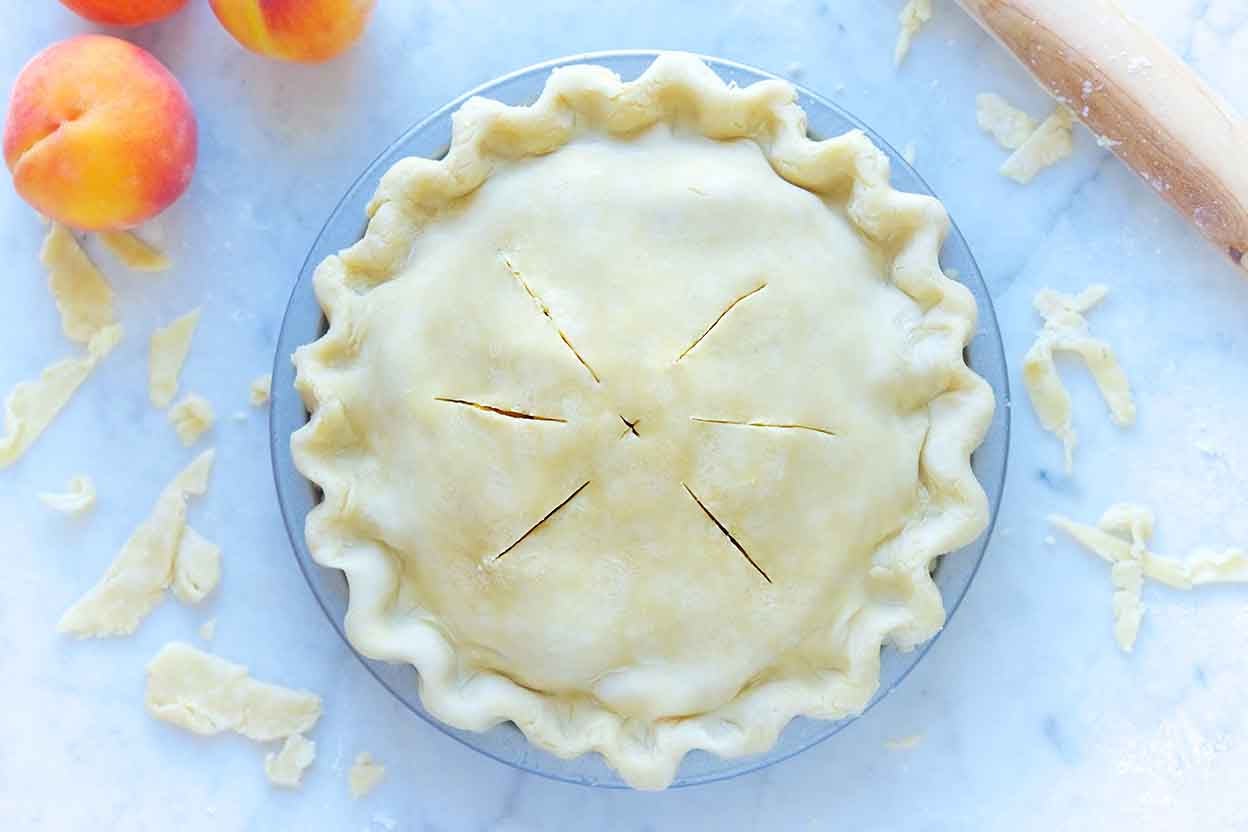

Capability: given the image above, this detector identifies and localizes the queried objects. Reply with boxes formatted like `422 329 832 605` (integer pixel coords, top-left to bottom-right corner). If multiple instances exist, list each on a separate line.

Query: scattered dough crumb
0 324 123 469
1194 436 1223 457
199 617 217 642
265 734 317 789
884 734 923 750
249 373 272 407
1001 106 1075 184
146 642 321 741
172 527 221 604
149 309 201 408
1022 286 1134 472
784 61 804 79
894 0 932 66
901 141 917 165
349 753 386 799
170 394 215 446
42 223 115 343
1044 535 1057 545
975 93 1038 150
1051 504 1248 652
1110 557 1144 650
371 813 398 831
98 230 171 272
38 474 96 515
58 450 214 637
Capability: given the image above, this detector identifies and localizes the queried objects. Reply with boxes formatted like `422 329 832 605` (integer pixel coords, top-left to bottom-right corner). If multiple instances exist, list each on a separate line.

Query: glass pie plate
270 50 1010 789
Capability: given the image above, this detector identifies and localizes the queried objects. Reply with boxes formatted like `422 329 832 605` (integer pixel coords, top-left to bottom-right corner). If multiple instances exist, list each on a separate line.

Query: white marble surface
3 1 1247 829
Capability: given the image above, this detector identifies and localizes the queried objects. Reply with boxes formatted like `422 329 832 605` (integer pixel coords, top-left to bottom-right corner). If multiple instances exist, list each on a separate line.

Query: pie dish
290 53 995 789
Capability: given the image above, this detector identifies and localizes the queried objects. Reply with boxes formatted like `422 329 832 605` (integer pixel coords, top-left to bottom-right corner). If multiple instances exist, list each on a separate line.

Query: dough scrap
348 753 385 799
199 617 217 642
169 394 215 446
38 474 96 515
1022 285 1134 472
1051 504 1248 652
41 223 115 344
98 230 171 273
145 642 321 741
975 93 1038 150
172 526 221 605
1110 558 1144 650
1000 106 1075 184
149 309 201 408
0 324 123 468
249 373 272 407
884 734 923 750
265 734 317 789
894 0 932 66
58 450 214 638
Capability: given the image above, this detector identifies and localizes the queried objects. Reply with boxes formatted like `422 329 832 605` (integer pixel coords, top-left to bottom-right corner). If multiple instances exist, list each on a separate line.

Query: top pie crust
292 53 994 789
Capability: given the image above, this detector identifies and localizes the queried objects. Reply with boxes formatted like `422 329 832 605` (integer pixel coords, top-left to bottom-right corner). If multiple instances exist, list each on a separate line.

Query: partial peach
3 35 197 231
60 0 189 26
209 0 376 63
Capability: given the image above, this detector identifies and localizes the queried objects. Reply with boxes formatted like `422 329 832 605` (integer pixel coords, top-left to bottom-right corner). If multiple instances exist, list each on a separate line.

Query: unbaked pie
292 53 994 789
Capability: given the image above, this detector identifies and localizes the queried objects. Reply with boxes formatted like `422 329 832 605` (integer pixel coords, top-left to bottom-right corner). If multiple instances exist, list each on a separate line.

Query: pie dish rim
270 49 1011 790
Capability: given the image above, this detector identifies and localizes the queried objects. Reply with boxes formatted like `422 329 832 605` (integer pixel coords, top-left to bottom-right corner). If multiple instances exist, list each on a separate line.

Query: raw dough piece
98 230 171 272
265 734 317 789
293 53 993 790
348 753 385 799
172 526 221 604
1103 503 1149 651
1000 106 1075 184
895 0 932 66
145 642 321 741
58 450 214 637
0 324 123 468
41 223 115 343
169 394 215 446
149 309 201 408
199 617 217 642
38 474 96 515
1051 504 1248 651
976 93 1038 150
1023 285 1134 472
884 734 923 750
1110 557 1144 650
249 373 272 407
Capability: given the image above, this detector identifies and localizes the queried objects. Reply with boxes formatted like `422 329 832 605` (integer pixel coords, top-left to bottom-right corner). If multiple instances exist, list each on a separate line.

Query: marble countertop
3 1 1247 829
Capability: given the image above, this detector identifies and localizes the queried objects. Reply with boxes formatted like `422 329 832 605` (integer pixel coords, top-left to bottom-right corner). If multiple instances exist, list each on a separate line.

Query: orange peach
210 0 376 63
3 35 196 231
59 0 189 26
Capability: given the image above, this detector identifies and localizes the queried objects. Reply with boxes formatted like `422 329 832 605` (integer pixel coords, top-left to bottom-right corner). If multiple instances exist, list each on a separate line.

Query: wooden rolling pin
958 0 1248 273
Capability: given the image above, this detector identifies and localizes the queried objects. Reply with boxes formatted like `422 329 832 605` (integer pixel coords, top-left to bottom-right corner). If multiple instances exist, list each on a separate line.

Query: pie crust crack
292 53 994 789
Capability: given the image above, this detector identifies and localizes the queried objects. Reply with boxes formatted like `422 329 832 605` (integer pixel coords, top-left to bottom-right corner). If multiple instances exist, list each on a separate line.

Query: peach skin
210 0 376 63
3 35 197 231
59 0 189 26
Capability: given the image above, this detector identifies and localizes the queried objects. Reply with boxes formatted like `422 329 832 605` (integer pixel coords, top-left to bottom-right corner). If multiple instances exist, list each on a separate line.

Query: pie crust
292 53 994 789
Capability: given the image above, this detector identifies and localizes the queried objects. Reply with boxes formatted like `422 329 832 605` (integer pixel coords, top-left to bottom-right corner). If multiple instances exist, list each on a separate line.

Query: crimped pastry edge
291 53 994 790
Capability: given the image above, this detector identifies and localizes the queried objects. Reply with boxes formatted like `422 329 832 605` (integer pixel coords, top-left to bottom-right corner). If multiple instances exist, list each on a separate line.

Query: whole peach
210 0 376 63
3 35 197 231
59 0 189 26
